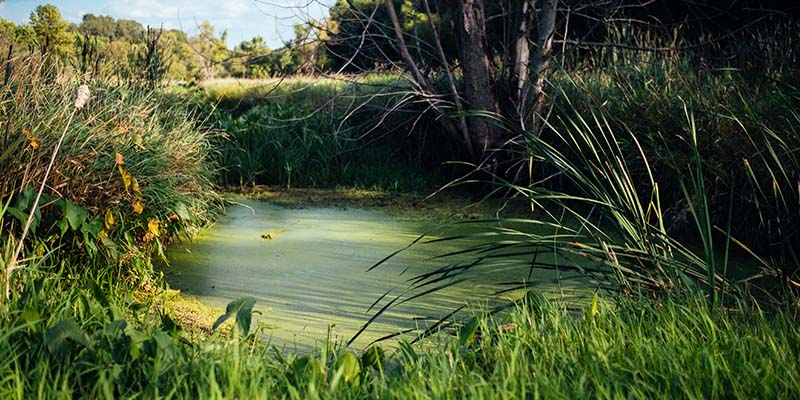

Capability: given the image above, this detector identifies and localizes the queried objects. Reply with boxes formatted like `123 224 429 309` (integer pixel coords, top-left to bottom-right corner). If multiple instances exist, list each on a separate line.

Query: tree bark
510 0 536 129
529 0 558 134
459 0 503 155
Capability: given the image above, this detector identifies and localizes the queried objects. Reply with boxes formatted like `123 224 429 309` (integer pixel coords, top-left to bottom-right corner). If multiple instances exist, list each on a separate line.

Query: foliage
0 55 220 284
546 49 800 297
28 4 69 56
203 76 445 191
0 264 796 399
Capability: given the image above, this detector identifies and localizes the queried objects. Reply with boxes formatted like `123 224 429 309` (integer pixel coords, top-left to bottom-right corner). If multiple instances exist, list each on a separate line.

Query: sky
0 0 334 48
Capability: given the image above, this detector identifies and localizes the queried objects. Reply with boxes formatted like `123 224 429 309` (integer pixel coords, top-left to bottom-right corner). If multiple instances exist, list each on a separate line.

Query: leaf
118 165 132 192
398 340 418 363
292 356 324 382
161 313 182 334
104 209 116 229
20 308 41 324
132 200 143 214
81 217 102 237
147 219 160 238
46 319 91 354
458 316 480 347
334 352 361 384
360 346 385 370
6 206 28 225
115 152 124 165
212 297 256 336
173 203 191 221
152 331 173 350
61 199 88 231
131 176 140 195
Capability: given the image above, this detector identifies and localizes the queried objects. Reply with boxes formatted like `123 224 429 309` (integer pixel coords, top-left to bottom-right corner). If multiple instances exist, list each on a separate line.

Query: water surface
165 199 574 351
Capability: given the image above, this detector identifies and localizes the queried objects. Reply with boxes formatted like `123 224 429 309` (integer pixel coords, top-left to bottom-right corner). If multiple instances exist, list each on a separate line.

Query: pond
164 198 577 352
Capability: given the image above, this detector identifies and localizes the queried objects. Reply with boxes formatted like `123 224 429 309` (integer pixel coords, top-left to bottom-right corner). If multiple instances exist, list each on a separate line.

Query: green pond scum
162 197 579 352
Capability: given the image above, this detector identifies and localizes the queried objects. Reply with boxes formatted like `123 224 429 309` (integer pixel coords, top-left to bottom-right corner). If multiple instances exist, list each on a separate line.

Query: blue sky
0 0 333 48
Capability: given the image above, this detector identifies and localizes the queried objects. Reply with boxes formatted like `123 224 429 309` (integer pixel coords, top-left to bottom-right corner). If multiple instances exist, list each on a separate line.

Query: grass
1 266 797 399
197 75 447 191
1 55 220 287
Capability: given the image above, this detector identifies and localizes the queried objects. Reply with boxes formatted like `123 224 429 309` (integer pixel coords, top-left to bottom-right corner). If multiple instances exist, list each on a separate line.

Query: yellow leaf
115 152 125 165
133 134 144 148
147 219 160 238
131 176 140 195
104 209 116 229
132 200 143 214
24 129 39 150
118 165 132 192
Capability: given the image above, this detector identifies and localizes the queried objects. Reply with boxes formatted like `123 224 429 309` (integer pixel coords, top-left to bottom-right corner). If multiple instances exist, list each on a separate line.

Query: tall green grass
1 55 220 284
201 75 446 191
1 265 796 399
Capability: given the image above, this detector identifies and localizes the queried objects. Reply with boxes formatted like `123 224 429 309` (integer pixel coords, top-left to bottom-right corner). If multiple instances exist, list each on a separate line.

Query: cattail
74 84 91 110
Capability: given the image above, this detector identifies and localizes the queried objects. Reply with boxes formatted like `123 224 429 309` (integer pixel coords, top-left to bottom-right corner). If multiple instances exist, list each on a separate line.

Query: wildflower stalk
4 85 90 300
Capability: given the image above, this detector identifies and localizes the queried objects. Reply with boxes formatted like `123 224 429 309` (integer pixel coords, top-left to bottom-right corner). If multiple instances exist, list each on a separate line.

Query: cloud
106 0 251 20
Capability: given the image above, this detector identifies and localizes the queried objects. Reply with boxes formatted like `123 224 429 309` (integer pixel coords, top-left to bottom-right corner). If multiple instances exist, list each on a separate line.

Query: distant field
199 75 409 112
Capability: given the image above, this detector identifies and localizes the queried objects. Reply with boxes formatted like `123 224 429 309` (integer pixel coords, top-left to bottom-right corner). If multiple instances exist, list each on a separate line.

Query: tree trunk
529 0 558 134
459 0 503 155
510 0 536 129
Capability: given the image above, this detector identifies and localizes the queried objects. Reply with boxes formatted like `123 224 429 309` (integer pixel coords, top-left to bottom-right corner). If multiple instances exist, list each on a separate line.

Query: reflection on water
165 199 578 352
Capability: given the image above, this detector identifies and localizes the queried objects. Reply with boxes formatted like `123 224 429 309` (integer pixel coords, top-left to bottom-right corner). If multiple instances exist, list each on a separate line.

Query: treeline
0 3 324 83
2 2 798 84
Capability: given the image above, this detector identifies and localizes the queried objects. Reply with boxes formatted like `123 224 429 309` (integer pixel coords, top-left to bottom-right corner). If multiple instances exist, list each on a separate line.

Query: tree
80 14 116 38
115 19 145 42
188 21 228 81
326 0 558 163
29 4 69 55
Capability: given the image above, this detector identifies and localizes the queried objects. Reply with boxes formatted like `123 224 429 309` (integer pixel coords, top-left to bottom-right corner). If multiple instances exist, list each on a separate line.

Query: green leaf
80 216 102 238
458 316 480 347
161 313 182 334
212 297 256 336
291 356 324 383
174 202 191 221
360 346 385 370
20 308 41 324
334 352 361 384
398 340 418 363
61 199 88 231
46 319 91 354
